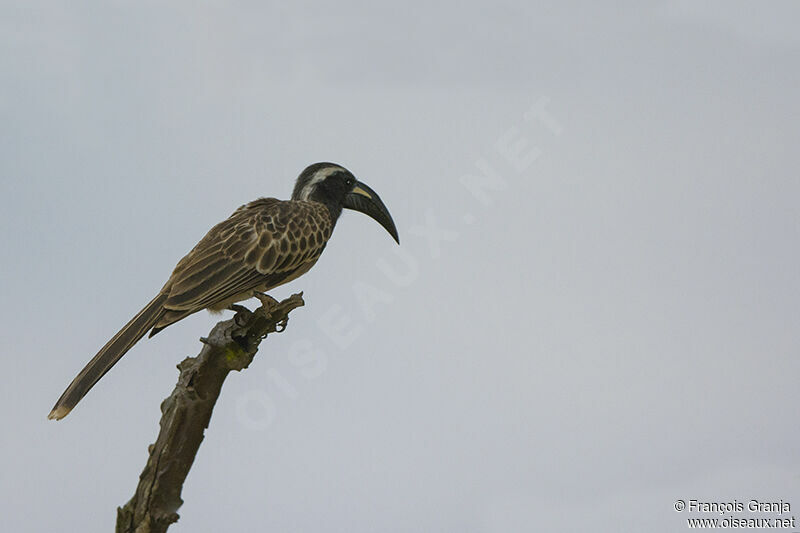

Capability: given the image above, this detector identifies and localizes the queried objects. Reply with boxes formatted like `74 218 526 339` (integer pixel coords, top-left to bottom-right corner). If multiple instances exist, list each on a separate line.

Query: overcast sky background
2 2 799 532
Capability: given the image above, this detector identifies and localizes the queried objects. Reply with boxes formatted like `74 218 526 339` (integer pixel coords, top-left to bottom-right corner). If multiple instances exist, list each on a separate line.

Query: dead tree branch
115 292 305 533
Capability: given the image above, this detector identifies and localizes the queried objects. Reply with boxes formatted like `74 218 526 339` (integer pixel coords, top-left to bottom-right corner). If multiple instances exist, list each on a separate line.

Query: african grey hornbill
48 162 398 420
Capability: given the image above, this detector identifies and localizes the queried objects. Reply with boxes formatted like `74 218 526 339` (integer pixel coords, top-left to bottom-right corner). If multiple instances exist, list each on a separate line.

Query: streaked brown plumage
49 163 398 420
152 199 333 332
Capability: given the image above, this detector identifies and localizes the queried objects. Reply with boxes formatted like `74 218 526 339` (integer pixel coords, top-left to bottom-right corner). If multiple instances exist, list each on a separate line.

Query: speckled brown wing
151 198 333 333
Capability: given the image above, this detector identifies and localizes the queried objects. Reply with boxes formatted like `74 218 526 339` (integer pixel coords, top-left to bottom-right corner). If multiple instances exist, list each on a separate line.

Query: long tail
48 293 169 420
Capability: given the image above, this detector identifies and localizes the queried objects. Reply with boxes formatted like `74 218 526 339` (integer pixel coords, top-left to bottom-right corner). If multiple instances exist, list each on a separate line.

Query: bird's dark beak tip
344 180 399 245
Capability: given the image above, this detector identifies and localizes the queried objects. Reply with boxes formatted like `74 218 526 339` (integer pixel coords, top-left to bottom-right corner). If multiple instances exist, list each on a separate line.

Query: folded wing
152 198 332 332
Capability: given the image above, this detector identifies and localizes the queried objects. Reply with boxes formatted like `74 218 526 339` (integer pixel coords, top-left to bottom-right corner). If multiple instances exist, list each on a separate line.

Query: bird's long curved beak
343 181 399 244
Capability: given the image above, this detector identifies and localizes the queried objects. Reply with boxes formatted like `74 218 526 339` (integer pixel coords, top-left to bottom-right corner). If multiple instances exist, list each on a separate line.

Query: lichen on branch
115 292 305 533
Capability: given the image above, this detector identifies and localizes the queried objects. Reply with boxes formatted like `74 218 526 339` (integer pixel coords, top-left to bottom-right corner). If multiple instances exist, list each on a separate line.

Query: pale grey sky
2 2 799 532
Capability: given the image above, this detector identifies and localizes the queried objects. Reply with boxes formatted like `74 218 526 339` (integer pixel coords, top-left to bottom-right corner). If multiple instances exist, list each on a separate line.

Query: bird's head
292 162 399 243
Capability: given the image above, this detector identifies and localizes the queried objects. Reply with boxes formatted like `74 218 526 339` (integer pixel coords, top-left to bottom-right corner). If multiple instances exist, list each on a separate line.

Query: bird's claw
275 317 289 333
228 303 251 314
228 304 252 326
253 291 279 310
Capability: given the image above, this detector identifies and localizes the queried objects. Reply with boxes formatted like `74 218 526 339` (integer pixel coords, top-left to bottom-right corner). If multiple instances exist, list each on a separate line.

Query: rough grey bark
115 292 305 533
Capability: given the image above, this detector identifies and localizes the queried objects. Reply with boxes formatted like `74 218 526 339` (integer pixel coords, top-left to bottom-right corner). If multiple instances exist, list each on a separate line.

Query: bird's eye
346 177 355 186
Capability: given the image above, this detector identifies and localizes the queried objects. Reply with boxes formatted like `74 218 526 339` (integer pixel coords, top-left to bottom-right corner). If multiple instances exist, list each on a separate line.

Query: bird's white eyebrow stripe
298 166 345 200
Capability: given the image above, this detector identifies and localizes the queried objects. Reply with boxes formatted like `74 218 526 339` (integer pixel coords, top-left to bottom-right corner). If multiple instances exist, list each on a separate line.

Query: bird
48 162 398 420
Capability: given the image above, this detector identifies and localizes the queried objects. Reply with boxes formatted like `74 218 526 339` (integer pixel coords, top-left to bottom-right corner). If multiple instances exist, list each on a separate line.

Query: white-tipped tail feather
48 293 168 420
47 405 72 421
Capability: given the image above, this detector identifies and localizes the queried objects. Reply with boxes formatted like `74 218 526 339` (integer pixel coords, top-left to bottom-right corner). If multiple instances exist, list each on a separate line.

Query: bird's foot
253 292 279 310
228 303 252 326
228 303 251 314
252 292 289 332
